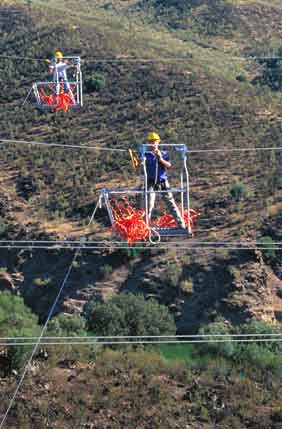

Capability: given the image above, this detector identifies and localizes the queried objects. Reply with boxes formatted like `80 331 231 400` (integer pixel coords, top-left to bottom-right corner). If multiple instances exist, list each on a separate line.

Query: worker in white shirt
48 51 75 103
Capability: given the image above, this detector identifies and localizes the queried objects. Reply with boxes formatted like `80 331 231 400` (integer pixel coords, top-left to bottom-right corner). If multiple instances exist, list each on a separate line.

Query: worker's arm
155 149 171 169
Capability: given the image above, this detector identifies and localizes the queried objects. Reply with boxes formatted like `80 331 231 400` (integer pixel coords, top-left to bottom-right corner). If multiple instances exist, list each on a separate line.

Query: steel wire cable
1 138 282 154
1 333 282 340
1 54 282 62
0 338 282 346
0 245 280 250
0 139 127 152
0 240 281 244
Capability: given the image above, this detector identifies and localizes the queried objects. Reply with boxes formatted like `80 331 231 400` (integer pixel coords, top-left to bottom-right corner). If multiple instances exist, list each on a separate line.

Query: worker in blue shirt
144 132 186 229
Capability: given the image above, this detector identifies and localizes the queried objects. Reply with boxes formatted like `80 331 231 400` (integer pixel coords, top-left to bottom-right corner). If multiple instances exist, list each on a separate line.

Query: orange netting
155 209 200 231
111 198 200 244
111 198 150 244
39 87 75 112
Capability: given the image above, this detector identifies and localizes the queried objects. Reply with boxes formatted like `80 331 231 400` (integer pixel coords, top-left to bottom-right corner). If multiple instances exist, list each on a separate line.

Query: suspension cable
1 54 282 62
1 338 282 346
1 333 282 340
1 138 282 154
0 139 127 152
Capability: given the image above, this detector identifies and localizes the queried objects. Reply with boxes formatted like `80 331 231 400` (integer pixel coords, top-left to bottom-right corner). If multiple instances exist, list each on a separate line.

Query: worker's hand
45 59 51 64
155 148 162 158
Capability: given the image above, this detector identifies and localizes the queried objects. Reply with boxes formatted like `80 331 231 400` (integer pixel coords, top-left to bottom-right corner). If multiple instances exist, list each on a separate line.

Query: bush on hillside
0 218 8 236
239 320 282 353
198 318 235 358
16 174 38 201
257 236 277 261
198 319 282 374
84 293 176 336
85 73 106 92
0 291 40 373
256 48 282 91
47 313 86 337
229 181 247 201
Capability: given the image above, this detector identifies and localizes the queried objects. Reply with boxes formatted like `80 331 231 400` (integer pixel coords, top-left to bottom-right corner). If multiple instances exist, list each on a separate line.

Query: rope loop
148 228 161 244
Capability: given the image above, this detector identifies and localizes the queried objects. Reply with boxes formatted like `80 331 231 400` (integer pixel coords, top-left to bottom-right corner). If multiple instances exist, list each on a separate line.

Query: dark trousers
146 180 185 228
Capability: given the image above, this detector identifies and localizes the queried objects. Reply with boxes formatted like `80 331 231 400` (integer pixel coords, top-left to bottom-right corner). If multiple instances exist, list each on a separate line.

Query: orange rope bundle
39 87 74 112
155 208 200 235
39 89 54 106
55 92 74 112
111 198 150 244
111 198 200 243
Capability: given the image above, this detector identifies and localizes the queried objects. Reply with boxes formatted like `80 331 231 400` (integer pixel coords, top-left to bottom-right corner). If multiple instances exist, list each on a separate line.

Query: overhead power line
1 333 282 340
0 244 280 251
0 238 279 250
1 54 282 63
0 239 281 244
1 332 282 345
2 138 282 154
1 338 282 346
0 139 127 152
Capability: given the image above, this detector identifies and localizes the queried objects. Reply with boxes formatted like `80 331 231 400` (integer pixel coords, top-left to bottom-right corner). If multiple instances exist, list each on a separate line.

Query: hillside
1 0 282 316
2 347 282 428
1 0 282 425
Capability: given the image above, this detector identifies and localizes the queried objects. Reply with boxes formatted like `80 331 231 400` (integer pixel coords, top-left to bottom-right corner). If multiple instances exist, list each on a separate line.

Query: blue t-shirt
145 151 170 183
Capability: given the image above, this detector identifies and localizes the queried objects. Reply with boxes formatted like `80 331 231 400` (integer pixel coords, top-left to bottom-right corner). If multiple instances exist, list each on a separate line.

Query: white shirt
50 60 69 80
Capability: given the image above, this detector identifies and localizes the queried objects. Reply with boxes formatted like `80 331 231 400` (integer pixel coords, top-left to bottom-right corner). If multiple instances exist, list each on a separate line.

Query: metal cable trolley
24 56 83 111
99 143 198 243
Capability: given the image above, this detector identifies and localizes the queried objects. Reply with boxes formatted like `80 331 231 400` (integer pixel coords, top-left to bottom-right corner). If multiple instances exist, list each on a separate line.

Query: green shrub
239 320 282 353
257 236 277 260
47 314 86 337
0 291 40 372
236 74 247 82
16 174 37 200
256 48 282 90
166 262 182 288
34 276 52 287
196 320 282 374
229 182 247 201
238 343 282 373
180 279 193 295
99 264 113 278
85 73 106 92
120 247 147 260
84 293 176 336
0 218 8 236
198 319 236 358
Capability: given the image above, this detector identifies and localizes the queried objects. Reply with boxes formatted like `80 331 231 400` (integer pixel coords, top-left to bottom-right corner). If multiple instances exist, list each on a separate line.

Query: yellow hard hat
147 132 161 142
55 50 63 59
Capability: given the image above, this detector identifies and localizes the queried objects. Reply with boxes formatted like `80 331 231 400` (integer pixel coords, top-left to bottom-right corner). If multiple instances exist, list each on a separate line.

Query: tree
198 318 235 358
47 314 86 337
84 293 176 336
229 181 247 201
85 73 106 92
257 236 277 261
257 48 282 91
0 291 40 372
